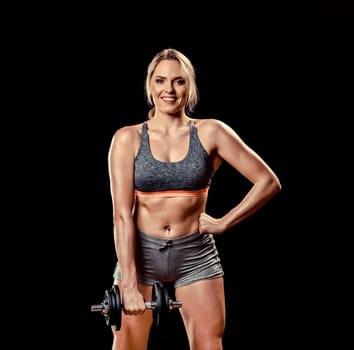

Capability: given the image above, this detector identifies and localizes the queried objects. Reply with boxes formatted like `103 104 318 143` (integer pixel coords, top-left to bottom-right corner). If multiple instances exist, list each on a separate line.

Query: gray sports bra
134 121 213 196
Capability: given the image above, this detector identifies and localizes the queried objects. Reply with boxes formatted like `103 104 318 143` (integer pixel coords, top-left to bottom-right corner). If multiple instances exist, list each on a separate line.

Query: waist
136 230 207 245
135 199 205 238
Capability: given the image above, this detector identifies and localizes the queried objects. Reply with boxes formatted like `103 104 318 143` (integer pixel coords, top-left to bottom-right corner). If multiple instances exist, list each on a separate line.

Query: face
150 59 188 116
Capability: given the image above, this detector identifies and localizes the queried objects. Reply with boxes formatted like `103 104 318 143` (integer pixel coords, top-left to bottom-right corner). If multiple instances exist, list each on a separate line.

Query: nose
165 82 175 92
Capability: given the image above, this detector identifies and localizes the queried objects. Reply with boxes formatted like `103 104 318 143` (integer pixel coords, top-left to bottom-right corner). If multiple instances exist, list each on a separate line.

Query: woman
108 48 281 350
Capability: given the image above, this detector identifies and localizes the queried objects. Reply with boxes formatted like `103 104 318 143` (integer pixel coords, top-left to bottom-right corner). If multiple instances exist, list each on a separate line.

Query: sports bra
134 121 213 198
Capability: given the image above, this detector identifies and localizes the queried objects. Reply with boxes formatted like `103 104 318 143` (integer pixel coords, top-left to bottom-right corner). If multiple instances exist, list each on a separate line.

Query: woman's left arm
198 119 282 235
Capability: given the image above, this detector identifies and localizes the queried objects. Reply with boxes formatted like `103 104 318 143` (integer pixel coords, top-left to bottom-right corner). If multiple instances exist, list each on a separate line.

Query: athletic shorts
113 231 224 288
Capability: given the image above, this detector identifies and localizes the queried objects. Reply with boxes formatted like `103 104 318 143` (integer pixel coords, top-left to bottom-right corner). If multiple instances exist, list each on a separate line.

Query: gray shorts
113 231 224 288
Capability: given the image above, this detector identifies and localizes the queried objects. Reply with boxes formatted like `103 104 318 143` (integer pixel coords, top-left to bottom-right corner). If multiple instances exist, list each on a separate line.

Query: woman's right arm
108 126 146 314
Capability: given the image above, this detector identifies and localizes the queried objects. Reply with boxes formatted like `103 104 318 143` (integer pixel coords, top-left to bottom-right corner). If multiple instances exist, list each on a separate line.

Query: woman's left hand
198 213 224 235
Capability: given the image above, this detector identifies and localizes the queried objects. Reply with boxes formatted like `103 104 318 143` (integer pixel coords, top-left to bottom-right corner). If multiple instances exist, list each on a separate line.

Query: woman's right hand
122 288 146 315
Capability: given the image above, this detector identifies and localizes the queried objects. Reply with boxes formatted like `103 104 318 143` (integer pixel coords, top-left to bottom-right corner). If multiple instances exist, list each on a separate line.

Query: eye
175 79 186 86
155 78 164 84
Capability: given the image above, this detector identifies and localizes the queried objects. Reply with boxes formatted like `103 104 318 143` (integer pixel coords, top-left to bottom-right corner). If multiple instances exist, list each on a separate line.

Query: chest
148 131 190 163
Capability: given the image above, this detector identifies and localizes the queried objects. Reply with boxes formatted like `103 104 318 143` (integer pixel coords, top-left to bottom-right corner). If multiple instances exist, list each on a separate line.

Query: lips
161 97 177 104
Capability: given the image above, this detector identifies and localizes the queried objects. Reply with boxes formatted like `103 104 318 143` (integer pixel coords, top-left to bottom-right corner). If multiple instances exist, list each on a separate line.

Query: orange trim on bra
135 188 209 198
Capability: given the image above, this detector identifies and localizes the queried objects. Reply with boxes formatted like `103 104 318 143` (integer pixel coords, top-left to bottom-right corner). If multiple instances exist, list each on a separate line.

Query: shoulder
191 117 235 136
109 122 145 158
192 117 245 152
111 122 144 144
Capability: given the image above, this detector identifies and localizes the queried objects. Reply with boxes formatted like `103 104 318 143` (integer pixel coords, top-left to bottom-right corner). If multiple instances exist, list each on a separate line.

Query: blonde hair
145 48 199 118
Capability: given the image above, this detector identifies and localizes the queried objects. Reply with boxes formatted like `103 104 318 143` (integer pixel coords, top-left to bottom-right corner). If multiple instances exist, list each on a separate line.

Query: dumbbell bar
91 283 182 330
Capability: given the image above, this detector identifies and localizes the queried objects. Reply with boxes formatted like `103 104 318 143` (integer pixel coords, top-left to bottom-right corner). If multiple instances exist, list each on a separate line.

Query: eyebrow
154 75 185 80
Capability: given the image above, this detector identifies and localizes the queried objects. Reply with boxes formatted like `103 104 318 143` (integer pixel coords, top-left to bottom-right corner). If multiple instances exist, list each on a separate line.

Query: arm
108 126 145 314
199 119 281 234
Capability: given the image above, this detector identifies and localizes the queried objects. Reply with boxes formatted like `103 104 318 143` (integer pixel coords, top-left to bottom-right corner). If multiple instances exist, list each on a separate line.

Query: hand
198 213 224 235
122 288 146 315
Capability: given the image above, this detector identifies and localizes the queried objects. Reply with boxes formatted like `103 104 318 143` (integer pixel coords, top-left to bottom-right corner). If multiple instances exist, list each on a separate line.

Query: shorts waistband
137 230 204 246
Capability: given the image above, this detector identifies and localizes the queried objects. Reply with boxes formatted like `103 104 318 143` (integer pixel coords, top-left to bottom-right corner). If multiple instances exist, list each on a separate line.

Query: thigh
176 278 226 336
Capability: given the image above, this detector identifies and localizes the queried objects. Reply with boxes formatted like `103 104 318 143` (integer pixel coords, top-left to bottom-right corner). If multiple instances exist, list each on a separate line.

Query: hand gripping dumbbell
91 283 182 330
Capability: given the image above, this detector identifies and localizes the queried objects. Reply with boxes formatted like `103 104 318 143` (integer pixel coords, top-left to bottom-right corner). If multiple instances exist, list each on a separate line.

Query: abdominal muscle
134 195 208 238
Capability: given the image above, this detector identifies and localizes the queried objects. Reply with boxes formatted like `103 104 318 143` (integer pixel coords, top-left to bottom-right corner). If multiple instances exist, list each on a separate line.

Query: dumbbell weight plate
162 286 170 316
105 285 122 330
151 283 165 328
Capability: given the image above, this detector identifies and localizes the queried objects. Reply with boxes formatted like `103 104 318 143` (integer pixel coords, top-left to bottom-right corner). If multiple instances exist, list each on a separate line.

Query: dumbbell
91 283 182 330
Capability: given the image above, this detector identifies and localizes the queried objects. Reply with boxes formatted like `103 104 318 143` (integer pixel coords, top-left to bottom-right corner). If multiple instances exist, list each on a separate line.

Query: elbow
112 209 132 227
269 175 282 196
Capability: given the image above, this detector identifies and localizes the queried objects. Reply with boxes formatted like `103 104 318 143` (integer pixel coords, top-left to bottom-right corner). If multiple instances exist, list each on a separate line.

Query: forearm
113 217 139 291
222 178 280 230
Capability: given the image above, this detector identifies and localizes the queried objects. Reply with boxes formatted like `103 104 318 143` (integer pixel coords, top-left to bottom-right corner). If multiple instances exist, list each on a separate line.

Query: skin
108 59 281 350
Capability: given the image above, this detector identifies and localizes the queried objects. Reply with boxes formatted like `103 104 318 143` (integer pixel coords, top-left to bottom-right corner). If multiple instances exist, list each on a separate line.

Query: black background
10 2 353 349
